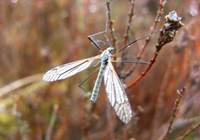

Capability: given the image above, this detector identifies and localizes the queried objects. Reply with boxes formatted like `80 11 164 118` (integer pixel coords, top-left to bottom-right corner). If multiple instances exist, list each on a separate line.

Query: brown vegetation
0 0 200 140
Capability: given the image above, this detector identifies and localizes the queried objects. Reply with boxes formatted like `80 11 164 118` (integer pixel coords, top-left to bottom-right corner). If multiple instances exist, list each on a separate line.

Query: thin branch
118 0 135 73
151 55 174 140
162 88 186 140
45 104 59 140
122 0 166 80
124 0 135 44
177 121 200 140
105 0 117 48
127 51 159 87
127 10 183 88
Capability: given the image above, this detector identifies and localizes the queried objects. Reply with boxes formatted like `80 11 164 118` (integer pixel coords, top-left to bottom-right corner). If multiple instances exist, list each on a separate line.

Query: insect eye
109 47 115 53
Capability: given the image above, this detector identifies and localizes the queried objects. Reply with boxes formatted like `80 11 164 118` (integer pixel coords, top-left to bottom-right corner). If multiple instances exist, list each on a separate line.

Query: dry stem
162 88 186 140
118 0 135 73
122 0 165 80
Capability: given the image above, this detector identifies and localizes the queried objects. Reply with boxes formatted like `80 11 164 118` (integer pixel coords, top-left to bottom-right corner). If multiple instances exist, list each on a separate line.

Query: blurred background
0 0 200 140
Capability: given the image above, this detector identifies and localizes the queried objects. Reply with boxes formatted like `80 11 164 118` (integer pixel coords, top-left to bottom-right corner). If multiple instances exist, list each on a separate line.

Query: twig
14 105 29 140
151 55 174 140
162 88 186 140
177 121 200 140
118 32 159 52
127 10 183 88
0 74 43 99
124 0 135 45
45 104 59 140
122 0 166 80
118 0 135 74
105 0 116 48
128 51 159 87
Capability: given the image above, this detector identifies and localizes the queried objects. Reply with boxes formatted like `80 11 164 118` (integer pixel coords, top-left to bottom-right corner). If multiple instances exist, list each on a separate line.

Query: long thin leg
88 31 107 51
118 30 160 52
78 67 99 93
112 58 150 80
112 58 150 65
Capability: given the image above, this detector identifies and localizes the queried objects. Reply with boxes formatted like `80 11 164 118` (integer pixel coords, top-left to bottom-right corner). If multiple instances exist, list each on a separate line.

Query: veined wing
104 60 133 124
43 55 100 82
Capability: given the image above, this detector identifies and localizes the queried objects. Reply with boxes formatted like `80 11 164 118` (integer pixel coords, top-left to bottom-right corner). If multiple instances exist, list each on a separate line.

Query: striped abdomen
90 62 107 102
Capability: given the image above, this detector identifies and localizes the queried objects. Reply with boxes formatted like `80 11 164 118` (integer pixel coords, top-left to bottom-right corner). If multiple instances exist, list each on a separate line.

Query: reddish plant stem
122 0 165 80
127 50 159 88
125 5 185 87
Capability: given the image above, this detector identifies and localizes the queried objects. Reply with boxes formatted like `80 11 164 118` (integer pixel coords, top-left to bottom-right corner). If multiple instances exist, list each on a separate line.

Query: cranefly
43 46 135 124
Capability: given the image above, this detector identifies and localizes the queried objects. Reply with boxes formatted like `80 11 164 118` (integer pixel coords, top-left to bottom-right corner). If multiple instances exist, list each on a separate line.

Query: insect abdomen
90 63 107 102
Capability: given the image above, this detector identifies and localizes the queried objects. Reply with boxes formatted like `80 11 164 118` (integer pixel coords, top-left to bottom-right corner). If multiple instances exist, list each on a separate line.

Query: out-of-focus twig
0 74 43 99
106 0 116 48
128 10 183 88
123 0 135 45
118 0 135 74
122 0 166 80
151 55 174 140
177 120 200 140
162 88 186 140
45 104 59 140
168 116 200 137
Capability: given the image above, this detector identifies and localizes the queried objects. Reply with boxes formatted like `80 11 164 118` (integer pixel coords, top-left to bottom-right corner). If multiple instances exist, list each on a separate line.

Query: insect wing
43 55 100 82
104 60 133 124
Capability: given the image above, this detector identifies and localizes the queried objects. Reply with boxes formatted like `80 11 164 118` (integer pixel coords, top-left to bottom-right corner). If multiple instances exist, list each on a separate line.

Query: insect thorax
100 47 114 63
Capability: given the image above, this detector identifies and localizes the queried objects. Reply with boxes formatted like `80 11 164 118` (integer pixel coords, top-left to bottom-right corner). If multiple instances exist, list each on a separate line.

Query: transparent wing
104 60 133 124
43 55 100 82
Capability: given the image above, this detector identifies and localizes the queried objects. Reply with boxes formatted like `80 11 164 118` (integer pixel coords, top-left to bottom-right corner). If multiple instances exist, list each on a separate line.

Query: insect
43 33 148 124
